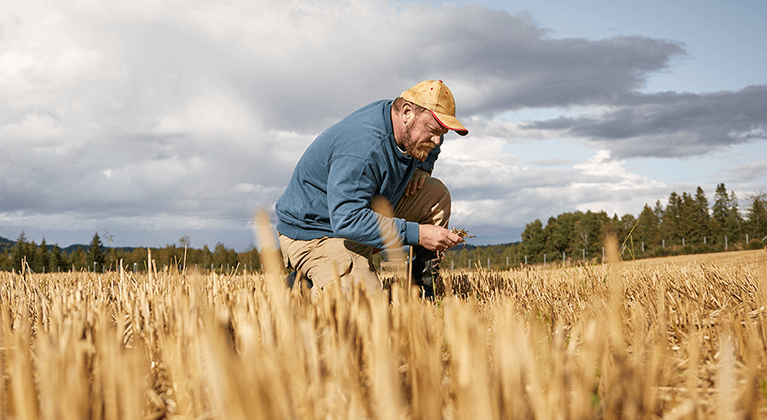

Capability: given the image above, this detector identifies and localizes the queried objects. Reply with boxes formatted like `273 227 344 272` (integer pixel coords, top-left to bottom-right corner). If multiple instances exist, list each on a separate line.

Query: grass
0 237 766 418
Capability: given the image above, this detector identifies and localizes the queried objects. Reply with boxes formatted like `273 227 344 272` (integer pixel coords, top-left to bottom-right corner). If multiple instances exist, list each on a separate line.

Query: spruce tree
692 186 711 242
677 192 696 244
746 192 767 241
712 184 744 244
635 204 661 249
50 244 68 272
712 183 729 240
662 192 682 243
38 238 50 273
11 232 28 272
87 233 107 271
725 191 743 241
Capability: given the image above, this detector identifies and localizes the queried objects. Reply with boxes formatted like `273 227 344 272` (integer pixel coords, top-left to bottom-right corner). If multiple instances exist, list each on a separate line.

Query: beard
406 143 432 162
402 126 433 162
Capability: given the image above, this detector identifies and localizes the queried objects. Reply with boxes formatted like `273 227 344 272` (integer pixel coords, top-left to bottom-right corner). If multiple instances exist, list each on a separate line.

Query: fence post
725 235 728 251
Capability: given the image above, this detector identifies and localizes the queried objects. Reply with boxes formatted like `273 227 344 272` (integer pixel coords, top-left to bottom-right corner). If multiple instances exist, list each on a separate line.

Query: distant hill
0 236 13 252
0 233 517 256
61 244 140 255
63 244 89 254
0 236 141 255
446 241 519 254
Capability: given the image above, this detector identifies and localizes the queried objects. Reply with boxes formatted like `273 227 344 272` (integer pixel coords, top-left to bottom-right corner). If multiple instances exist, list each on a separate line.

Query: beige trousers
279 176 451 297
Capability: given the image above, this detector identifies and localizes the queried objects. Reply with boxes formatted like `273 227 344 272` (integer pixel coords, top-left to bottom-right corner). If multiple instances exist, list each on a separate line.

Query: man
275 80 468 297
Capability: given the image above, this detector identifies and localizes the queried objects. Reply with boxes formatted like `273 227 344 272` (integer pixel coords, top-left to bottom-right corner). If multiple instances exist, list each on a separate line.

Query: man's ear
401 101 415 124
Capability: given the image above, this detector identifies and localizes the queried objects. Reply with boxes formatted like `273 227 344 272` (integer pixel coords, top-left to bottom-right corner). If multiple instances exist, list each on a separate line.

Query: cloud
519 86 767 158
725 159 767 185
0 0 763 248
438 138 668 234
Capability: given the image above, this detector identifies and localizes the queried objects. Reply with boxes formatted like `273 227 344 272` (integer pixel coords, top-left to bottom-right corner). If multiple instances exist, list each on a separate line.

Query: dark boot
410 246 441 299
286 271 313 290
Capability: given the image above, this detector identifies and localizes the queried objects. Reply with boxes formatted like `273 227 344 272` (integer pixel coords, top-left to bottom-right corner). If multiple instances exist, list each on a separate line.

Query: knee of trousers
395 177 452 228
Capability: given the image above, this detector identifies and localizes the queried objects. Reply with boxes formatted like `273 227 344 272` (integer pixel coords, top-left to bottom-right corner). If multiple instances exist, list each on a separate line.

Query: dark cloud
237 4 688 129
521 86 767 158
1 0 764 248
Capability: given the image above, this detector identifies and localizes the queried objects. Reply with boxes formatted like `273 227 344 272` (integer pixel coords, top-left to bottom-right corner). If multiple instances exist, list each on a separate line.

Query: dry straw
0 224 765 419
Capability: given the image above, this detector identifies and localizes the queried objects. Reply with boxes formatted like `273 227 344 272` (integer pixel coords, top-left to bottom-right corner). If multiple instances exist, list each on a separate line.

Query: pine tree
712 183 743 244
11 232 29 272
616 213 637 250
692 186 712 243
71 247 87 271
87 233 107 271
746 192 767 241
50 244 69 272
677 192 696 244
661 192 682 243
0 250 11 271
725 190 743 241
27 240 39 272
712 183 729 239
38 238 50 273
635 204 661 250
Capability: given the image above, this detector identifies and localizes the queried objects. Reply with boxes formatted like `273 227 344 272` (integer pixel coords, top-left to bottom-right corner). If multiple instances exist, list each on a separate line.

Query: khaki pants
279 176 451 297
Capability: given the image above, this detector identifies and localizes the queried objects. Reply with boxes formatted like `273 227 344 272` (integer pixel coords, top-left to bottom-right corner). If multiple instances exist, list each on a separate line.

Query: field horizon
0 242 766 418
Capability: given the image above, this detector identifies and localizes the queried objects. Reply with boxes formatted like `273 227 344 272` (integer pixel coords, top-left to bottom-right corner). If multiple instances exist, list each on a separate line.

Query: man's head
392 80 468 162
401 80 468 136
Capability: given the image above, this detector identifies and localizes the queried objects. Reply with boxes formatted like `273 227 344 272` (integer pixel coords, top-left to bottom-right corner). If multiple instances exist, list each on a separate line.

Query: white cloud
0 0 765 248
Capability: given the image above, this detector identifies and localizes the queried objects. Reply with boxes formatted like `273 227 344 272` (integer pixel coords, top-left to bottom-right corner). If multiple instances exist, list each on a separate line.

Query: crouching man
275 80 468 298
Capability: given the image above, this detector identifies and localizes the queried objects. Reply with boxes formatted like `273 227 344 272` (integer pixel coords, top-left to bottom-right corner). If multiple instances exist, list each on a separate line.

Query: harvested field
617 249 766 268
1 247 766 419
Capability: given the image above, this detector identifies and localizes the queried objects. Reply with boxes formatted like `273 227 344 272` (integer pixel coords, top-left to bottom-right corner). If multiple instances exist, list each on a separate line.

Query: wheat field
1 241 767 419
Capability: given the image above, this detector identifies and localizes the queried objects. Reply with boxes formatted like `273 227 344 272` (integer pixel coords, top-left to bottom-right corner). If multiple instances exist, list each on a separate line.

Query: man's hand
404 169 430 197
418 224 465 252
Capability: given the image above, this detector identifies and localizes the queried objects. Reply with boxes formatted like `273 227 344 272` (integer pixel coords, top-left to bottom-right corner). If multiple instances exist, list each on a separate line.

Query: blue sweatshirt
275 100 440 249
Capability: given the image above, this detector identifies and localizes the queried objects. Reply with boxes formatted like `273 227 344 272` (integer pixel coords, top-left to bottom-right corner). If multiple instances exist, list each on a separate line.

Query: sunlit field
1 240 767 419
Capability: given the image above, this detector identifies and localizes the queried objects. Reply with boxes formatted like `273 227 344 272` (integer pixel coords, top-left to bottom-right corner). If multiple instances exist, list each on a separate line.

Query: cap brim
430 111 469 136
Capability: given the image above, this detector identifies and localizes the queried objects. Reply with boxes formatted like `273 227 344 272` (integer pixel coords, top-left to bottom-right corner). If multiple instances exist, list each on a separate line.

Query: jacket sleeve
326 155 420 248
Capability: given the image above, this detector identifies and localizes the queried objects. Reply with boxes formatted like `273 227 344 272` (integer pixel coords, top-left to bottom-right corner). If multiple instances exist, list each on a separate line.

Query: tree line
0 232 261 274
441 184 766 269
2 183 765 273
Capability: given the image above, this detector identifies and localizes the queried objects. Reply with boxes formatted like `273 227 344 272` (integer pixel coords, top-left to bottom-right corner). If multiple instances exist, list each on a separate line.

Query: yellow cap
401 80 468 136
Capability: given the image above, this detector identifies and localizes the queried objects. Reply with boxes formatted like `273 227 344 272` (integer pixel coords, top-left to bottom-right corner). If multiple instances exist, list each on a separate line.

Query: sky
1 0 766 251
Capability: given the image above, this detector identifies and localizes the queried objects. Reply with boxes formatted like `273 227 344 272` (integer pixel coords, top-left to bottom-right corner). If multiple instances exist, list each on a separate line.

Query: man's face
402 111 449 162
